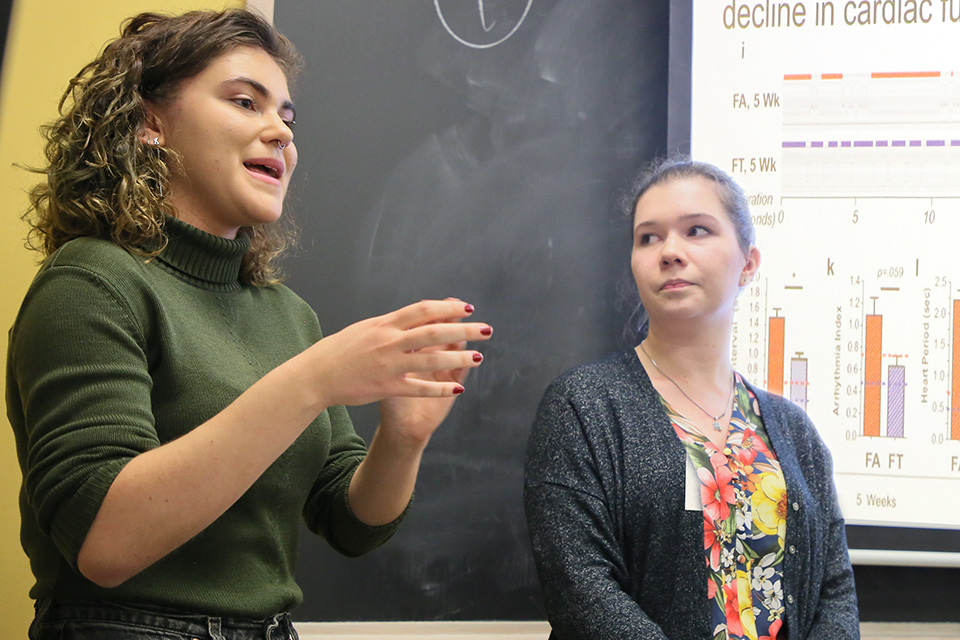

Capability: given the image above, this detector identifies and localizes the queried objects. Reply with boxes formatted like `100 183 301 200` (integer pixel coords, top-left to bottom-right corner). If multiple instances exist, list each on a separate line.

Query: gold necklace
640 342 734 432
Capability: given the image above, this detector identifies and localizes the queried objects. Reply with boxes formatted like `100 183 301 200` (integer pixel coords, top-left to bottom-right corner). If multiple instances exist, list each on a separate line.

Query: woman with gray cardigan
524 159 859 639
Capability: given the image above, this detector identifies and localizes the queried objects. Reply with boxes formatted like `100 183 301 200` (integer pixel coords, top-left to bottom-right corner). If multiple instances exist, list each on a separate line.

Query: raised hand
304 299 492 411
339 299 493 525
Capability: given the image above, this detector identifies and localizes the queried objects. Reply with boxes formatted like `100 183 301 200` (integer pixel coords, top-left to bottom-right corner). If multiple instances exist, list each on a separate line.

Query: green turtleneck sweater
6 217 404 617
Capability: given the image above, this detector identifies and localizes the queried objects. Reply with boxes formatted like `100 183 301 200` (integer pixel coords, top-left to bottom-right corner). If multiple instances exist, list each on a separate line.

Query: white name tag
685 453 702 511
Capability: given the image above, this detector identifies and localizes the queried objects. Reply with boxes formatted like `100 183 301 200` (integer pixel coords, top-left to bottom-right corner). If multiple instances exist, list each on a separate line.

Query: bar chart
765 311 809 411
861 302 907 439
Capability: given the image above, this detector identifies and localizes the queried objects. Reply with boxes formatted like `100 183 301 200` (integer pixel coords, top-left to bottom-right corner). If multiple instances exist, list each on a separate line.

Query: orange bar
768 317 785 395
783 73 812 81
871 71 940 79
864 315 882 437
821 73 843 80
953 301 960 439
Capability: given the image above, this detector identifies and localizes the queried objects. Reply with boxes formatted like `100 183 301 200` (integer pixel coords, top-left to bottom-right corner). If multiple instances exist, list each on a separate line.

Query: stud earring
152 137 160 146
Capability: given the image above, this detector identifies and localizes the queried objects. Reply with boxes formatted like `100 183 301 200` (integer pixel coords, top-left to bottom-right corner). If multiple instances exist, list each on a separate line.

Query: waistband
33 600 299 640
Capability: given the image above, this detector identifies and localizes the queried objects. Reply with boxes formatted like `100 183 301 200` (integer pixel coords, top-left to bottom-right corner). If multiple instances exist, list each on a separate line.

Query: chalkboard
275 0 669 621
0 0 11 80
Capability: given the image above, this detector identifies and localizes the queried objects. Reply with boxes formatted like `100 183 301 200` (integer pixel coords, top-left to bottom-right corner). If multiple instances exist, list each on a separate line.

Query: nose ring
278 142 288 150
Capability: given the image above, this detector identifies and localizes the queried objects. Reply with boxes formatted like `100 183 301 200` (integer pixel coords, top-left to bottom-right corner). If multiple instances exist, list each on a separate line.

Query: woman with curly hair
7 9 491 639
524 159 859 639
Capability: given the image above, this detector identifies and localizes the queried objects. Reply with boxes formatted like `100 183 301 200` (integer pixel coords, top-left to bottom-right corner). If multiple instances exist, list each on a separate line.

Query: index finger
389 299 476 330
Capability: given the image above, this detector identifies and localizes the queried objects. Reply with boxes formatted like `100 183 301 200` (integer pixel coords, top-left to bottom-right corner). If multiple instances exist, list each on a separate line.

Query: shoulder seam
34 263 147 348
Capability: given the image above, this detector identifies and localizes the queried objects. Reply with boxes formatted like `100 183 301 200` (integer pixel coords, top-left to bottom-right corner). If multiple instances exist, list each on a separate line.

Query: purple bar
790 358 808 411
777 139 959 151
887 365 905 438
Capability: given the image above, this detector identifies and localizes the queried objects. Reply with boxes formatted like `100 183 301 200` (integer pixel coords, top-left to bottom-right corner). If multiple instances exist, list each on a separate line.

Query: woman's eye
637 233 657 246
234 97 256 110
283 118 297 130
689 225 710 237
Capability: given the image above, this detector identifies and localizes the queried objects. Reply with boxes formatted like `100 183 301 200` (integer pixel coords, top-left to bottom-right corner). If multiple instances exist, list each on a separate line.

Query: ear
139 105 165 147
739 246 761 286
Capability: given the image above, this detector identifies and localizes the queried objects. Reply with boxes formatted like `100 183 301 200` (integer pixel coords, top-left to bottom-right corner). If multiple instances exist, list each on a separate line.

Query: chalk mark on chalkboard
478 0 495 31
434 0 534 49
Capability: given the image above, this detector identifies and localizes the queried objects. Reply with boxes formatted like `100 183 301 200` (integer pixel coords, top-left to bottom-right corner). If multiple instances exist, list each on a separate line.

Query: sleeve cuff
327 466 413 558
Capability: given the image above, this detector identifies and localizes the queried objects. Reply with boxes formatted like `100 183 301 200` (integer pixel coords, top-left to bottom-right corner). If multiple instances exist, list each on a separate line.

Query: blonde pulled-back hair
24 9 302 286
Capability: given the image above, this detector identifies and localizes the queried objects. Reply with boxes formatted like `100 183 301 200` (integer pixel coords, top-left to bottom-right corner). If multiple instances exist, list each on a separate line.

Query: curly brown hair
24 9 303 286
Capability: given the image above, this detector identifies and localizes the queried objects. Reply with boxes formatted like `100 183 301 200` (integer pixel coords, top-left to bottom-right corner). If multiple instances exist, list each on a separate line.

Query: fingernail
480 326 492 336
464 304 475 314
473 352 483 363
453 385 465 395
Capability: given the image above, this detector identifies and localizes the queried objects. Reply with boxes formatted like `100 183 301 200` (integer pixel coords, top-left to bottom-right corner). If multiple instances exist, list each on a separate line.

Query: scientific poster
690 0 960 528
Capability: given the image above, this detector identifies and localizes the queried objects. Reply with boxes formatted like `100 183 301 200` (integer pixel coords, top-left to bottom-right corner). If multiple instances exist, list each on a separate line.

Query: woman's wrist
369 422 431 459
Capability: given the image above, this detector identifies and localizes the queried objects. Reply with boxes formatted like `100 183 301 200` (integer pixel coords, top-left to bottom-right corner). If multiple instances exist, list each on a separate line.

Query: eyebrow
225 76 297 120
634 212 717 228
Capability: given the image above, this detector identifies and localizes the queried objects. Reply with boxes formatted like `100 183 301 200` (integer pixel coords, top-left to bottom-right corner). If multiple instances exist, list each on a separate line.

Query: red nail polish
453 385 465 395
464 304 475 314
473 352 483 363
480 326 492 336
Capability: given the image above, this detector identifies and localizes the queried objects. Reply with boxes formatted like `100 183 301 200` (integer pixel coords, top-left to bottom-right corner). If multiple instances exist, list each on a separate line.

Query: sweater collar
157 216 250 286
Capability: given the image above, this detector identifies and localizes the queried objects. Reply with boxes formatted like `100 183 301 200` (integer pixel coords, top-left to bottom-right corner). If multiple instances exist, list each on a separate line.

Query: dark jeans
30 600 299 640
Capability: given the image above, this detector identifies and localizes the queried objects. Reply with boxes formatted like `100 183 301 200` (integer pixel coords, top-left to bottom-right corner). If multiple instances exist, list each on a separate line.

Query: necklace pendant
713 420 722 431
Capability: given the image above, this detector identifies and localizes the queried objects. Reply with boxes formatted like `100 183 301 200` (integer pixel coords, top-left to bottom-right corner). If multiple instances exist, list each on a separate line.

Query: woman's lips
660 279 692 291
243 157 285 185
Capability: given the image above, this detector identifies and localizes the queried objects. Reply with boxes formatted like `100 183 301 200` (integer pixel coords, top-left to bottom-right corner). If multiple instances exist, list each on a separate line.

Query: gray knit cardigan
524 349 860 639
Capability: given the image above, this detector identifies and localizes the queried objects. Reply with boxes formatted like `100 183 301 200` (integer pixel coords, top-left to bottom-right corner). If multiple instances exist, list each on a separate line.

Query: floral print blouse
659 373 787 640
